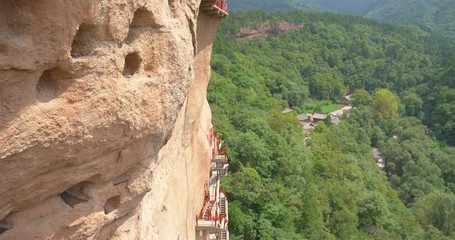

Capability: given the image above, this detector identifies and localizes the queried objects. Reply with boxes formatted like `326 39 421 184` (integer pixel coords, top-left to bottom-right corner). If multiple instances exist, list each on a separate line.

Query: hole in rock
104 195 121 214
168 0 178 15
71 23 97 58
59 181 91 208
123 52 141 76
126 7 161 43
0 218 13 234
131 7 158 28
36 67 73 102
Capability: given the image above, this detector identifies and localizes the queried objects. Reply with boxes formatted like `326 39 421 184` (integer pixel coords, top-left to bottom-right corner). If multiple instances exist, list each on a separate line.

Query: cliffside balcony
196 203 229 232
211 162 229 176
196 176 229 232
211 130 228 165
212 149 227 161
196 217 228 231
200 0 228 18
197 129 229 239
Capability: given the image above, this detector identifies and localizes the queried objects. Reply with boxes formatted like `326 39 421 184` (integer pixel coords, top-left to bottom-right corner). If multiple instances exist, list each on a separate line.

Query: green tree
402 91 423 116
373 89 399 118
235 131 273 177
357 192 391 229
352 89 372 107
225 167 263 209
413 191 455 236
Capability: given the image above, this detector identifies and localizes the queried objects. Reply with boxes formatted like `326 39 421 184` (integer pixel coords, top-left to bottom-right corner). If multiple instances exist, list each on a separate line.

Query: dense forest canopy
208 11 455 239
366 0 455 37
228 0 455 37
228 0 297 12
229 0 388 15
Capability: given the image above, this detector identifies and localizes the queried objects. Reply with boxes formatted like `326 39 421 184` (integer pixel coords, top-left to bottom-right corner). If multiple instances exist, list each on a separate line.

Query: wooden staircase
220 230 228 240
196 129 229 240
220 196 226 218
203 201 213 219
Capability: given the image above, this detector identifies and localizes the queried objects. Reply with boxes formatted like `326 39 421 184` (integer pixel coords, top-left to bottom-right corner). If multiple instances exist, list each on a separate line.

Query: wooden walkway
196 130 229 239
200 0 228 18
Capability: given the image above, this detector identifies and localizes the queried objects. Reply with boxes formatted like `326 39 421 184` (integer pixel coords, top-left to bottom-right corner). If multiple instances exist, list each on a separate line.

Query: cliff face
0 0 220 239
232 22 304 39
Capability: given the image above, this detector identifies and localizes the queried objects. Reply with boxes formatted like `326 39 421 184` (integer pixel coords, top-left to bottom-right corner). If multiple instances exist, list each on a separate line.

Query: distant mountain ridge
228 0 388 15
366 0 455 37
298 0 388 15
229 0 455 37
228 0 296 12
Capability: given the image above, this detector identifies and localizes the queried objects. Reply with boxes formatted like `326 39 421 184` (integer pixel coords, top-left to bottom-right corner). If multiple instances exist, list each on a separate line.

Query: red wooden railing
196 128 229 230
198 189 210 218
215 0 228 12
208 127 213 145
211 129 228 160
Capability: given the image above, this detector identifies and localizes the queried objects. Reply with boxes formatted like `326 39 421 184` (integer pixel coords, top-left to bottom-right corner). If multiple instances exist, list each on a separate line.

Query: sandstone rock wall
0 0 221 239
233 21 305 39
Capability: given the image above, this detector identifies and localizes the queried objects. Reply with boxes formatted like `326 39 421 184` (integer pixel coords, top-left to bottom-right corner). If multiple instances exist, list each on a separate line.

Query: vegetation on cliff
208 11 455 239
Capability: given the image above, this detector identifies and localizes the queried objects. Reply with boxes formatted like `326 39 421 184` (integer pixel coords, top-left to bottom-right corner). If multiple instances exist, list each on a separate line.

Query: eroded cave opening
59 181 91 208
0 218 13 234
126 7 161 43
36 67 73 102
71 23 97 58
123 52 141 76
104 195 121 214
168 0 177 12
131 7 158 28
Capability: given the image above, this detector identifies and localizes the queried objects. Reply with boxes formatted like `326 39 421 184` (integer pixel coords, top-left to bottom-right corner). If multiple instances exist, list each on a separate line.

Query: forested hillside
314 0 388 15
228 0 296 12
367 0 455 37
208 11 455 239
228 0 386 14
228 0 455 37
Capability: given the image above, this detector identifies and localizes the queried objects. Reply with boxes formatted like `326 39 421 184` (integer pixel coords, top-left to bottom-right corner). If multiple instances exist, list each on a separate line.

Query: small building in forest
311 113 328 121
297 114 310 122
282 107 293 114
336 94 353 105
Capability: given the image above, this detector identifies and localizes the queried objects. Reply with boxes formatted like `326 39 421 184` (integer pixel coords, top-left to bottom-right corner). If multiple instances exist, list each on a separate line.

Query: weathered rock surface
233 21 305 39
0 0 220 239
